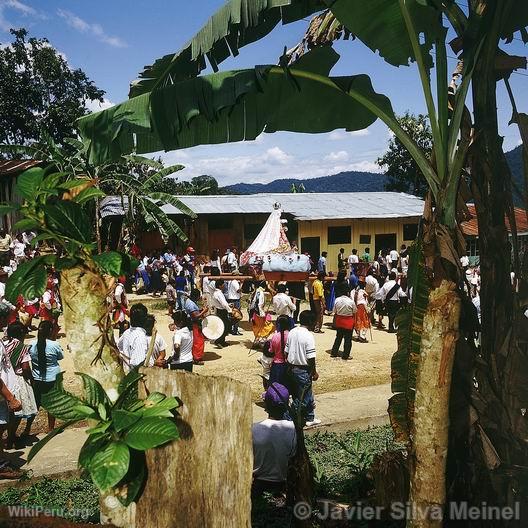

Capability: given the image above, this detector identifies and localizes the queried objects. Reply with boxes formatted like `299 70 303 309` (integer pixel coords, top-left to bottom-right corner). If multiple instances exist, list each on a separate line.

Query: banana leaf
130 0 327 96
78 48 394 165
388 236 431 444
130 0 446 98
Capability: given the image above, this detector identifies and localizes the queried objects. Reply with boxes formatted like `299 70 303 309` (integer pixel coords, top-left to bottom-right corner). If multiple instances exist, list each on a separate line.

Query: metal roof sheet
0 160 41 177
461 204 528 236
160 192 425 220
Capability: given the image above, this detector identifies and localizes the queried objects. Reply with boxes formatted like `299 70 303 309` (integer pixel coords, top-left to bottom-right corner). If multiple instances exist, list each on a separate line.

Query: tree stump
134 369 253 528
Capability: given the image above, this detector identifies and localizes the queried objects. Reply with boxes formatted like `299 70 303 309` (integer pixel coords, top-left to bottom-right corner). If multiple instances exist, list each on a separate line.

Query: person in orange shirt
312 272 326 333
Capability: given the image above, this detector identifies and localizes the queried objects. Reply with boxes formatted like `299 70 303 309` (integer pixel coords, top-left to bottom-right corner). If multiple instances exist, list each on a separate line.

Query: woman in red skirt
39 277 61 340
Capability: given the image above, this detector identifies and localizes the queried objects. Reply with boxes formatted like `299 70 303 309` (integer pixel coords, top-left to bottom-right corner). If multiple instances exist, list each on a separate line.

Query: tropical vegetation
0 29 104 147
76 1 528 526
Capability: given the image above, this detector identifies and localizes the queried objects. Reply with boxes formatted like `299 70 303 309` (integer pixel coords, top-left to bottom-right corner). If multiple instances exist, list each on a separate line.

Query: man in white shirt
211 279 232 347
375 271 406 333
348 249 359 273
226 278 242 335
460 254 470 270
285 310 320 427
331 293 357 359
389 248 399 269
117 304 148 372
252 382 296 495
365 270 379 297
168 313 194 372
226 249 238 272
272 284 296 325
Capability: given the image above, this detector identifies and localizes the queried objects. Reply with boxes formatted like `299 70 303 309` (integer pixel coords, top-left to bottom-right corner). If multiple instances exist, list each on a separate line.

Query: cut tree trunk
60 265 124 396
408 280 461 528
100 369 253 528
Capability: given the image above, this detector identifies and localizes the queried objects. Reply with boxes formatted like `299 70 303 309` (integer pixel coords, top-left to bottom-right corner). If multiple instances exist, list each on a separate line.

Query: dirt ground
25 294 395 434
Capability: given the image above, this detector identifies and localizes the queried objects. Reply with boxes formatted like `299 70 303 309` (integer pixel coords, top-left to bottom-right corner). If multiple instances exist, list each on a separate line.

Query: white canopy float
240 203 310 281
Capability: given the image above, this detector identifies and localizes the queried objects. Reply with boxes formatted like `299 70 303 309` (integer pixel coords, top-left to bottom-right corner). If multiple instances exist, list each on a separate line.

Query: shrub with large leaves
0 165 138 303
28 370 180 505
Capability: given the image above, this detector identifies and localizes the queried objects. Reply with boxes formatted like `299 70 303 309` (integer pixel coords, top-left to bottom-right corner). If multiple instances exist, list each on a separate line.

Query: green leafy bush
28 369 180 506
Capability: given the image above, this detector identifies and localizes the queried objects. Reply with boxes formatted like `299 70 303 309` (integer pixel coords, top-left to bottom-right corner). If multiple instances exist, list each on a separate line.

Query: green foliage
388 238 431 444
98 155 195 242
4 256 49 303
28 370 180 503
129 0 325 96
78 47 394 165
378 113 433 198
306 425 401 500
0 477 100 523
0 28 105 147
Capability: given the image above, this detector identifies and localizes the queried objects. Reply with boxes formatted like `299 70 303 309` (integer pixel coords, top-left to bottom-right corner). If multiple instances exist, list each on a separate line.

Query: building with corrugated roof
101 192 424 270
460 204 528 264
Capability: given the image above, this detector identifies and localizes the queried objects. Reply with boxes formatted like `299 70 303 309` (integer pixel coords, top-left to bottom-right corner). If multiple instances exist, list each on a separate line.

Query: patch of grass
0 426 401 526
0 477 99 523
306 425 402 501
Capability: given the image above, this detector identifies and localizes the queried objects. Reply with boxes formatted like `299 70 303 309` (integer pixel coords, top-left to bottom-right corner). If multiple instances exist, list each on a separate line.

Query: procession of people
0 220 491 480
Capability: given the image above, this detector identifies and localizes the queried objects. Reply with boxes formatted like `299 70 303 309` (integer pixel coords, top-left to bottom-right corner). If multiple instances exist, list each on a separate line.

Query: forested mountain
222 146 525 204
223 171 387 194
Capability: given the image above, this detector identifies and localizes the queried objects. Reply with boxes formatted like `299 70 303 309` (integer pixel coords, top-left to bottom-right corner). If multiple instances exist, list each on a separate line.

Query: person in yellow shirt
312 272 326 333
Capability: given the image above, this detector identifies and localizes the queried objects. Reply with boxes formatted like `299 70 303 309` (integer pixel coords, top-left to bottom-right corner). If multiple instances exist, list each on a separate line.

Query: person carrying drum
210 279 232 348
226 277 242 336
183 289 208 365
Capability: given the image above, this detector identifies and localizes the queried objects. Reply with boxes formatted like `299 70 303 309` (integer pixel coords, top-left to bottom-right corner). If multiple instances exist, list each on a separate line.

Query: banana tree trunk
60 265 128 524
59 265 123 397
408 280 461 528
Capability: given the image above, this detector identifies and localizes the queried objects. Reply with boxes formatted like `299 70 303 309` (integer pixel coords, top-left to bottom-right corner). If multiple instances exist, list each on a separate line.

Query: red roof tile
0 159 41 177
461 204 528 236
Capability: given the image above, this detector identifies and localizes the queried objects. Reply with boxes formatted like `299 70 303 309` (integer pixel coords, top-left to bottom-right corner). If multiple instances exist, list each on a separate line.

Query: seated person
252 382 297 496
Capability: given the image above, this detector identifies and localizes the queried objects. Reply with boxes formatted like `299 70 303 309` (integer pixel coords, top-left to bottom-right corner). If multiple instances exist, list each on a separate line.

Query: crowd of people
0 225 498 486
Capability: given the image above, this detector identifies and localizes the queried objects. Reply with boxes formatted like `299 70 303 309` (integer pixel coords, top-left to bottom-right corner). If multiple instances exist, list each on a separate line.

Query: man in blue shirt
317 252 327 274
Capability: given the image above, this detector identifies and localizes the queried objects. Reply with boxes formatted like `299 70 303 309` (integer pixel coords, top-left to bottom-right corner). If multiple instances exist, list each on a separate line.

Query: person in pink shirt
267 315 290 386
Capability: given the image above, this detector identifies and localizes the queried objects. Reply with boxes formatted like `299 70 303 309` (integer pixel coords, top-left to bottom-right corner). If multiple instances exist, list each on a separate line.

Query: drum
201 315 225 341
230 307 243 322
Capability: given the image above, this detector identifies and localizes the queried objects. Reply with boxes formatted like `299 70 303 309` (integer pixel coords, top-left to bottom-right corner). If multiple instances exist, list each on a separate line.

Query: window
359 234 371 245
403 223 419 241
328 226 351 245
466 238 479 265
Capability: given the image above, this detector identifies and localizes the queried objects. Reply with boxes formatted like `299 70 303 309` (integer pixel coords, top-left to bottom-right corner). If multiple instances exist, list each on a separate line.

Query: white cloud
160 142 383 186
328 129 370 140
263 146 291 165
351 129 370 137
0 0 43 31
85 97 114 113
57 9 127 48
325 150 349 162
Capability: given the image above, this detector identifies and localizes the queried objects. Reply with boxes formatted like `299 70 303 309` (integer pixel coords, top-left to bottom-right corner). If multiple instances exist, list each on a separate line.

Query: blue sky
0 0 526 185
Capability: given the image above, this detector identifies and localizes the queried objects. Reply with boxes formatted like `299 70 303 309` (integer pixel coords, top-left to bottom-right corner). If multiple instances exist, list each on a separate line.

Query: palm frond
148 192 197 219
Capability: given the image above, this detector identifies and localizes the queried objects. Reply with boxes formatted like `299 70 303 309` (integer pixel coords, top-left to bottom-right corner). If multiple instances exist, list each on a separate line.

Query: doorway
301 236 320 271
375 233 397 256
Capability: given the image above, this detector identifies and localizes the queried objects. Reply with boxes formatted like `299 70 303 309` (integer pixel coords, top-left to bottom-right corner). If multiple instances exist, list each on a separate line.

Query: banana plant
76 0 528 526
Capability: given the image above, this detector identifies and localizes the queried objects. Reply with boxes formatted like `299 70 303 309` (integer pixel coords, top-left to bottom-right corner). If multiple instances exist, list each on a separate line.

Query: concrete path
0 383 391 486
